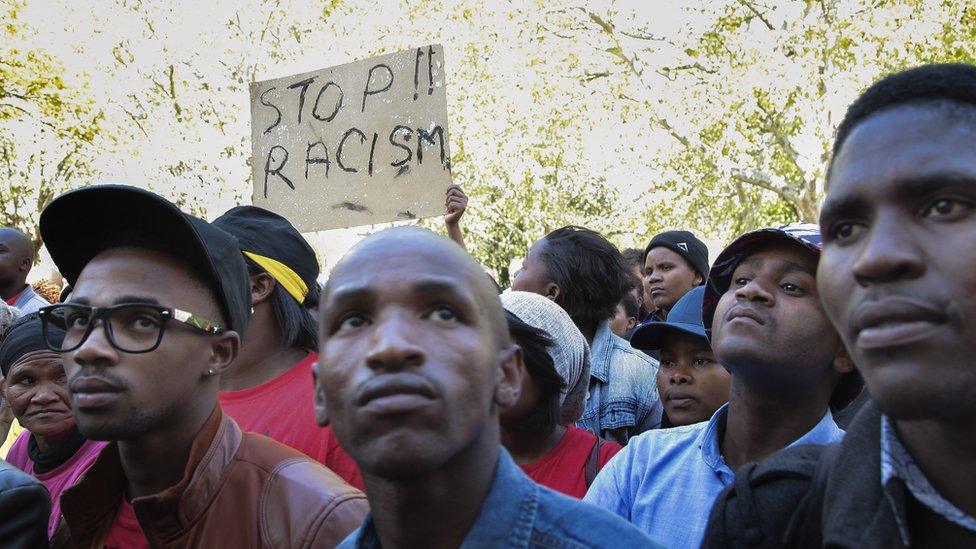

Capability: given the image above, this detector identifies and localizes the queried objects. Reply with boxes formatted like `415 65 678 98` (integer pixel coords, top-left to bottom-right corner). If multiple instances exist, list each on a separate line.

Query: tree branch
737 0 775 31
731 170 796 203
755 102 801 165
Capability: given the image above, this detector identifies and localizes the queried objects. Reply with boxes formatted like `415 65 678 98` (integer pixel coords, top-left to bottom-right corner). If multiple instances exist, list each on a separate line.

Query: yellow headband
243 251 308 304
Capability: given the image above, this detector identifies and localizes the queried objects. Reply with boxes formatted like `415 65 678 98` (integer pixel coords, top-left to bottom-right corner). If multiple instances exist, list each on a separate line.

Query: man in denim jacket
513 226 662 444
316 227 657 548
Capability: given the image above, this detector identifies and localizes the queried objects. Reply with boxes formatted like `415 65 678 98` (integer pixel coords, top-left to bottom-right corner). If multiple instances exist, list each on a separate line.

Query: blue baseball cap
630 286 707 351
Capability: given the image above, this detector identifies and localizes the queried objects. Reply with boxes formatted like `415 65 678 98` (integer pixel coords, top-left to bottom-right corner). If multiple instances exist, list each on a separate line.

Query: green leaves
0 2 103 253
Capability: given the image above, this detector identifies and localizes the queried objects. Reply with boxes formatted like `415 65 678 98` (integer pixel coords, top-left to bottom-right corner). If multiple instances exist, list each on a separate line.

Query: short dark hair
246 260 318 351
621 248 645 270
620 291 640 320
505 310 565 433
833 63 976 159
539 226 635 328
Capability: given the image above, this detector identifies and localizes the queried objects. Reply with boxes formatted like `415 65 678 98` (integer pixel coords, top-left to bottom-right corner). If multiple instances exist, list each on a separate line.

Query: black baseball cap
212 206 319 305
39 185 251 338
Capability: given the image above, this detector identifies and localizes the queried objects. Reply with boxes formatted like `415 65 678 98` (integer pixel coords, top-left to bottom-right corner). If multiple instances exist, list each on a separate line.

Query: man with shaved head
0 228 48 313
314 226 656 548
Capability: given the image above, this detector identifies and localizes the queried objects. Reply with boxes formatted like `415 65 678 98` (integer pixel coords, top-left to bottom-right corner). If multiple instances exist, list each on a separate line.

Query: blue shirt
338 448 659 549
576 321 662 445
12 285 50 314
584 404 845 548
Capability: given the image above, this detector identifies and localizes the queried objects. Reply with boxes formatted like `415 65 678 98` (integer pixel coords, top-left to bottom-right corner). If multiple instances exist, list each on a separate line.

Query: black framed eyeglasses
38 303 225 354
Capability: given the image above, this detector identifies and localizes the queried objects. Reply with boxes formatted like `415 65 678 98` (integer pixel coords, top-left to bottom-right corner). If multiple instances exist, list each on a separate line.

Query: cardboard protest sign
250 45 452 232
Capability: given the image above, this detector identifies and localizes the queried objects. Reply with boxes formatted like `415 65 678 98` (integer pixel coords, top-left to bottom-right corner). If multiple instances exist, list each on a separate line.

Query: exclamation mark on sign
427 45 435 96
413 47 424 101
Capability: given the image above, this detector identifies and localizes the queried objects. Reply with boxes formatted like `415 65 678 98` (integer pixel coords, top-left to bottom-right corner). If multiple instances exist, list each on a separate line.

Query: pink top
7 431 108 538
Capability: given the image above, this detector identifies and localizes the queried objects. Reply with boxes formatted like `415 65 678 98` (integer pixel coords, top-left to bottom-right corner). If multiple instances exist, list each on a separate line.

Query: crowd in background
0 62 974 548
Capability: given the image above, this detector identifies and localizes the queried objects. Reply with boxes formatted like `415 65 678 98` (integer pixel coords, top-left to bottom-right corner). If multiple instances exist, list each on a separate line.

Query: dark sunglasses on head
38 303 225 354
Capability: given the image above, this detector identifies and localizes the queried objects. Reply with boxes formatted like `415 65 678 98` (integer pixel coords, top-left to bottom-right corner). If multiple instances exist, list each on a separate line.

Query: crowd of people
0 62 974 548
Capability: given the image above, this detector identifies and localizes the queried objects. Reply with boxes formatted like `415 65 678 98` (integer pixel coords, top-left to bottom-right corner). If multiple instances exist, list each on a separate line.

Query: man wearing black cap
214 205 363 490
37 185 367 547
641 230 709 322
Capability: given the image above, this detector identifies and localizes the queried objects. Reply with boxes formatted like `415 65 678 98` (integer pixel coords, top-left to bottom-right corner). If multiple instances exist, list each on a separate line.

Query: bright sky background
16 1 782 280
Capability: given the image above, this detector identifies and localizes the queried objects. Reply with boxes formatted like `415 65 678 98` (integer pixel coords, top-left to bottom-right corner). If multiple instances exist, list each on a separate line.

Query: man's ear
250 272 276 306
693 273 704 286
206 331 240 378
18 256 31 274
831 344 856 375
311 361 329 426
494 345 523 409
626 317 637 332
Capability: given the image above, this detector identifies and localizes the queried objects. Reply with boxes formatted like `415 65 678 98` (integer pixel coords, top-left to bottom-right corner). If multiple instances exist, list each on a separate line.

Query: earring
206 367 218 376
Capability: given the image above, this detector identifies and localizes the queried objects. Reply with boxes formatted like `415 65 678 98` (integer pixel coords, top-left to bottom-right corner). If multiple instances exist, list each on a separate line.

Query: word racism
249 45 453 232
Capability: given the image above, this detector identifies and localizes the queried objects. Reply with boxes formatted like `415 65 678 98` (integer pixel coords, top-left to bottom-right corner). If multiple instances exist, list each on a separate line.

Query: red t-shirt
104 496 148 549
4 287 24 306
218 352 364 490
520 425 622 499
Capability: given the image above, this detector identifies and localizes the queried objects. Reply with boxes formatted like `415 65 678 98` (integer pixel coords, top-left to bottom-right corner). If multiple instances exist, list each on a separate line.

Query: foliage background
3 0 975 284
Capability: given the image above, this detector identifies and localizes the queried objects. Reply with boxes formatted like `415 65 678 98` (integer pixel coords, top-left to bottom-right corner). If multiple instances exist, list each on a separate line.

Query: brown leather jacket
59 407 368 548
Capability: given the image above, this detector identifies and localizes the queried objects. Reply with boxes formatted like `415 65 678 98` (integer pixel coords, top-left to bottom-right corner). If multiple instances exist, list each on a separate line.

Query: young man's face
316 231 519 479
656 330 730 426
818 105 976 421
644 247 701 314
1 351 75 439
711 240 841 385
63 247 233 441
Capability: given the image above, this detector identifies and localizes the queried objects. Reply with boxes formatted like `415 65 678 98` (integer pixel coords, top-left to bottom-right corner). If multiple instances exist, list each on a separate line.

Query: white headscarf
501 291 590 424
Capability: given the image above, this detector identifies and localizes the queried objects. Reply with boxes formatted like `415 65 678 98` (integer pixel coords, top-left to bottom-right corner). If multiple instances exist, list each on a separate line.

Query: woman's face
644 247 702 314
1 350 75 439
656 331 731 426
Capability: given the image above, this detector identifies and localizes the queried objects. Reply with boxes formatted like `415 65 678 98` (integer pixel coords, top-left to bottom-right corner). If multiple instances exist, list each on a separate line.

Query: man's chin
361 451 444 480
870 379 976 423
354 434 448 479
75 415 153 442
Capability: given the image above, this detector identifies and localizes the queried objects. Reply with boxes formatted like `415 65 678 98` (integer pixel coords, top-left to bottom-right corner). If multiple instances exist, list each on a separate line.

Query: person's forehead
737 240 816 274
71 248 204 305
0 230 23 249
9 350 63 372
327 240 482 303
661 329 709 350
646 246 683 263
828 106 976 203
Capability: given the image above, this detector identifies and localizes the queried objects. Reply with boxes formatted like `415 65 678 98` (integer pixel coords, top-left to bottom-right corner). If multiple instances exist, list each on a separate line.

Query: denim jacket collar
355 449 540 548
588 321 614 383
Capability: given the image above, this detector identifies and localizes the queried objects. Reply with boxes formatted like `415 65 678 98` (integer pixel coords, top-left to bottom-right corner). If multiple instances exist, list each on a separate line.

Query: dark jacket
703 400 976 548
0 457 51 549
60 407 369 548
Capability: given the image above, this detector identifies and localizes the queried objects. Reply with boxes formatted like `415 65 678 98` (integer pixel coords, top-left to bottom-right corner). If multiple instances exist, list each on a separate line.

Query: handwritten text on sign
250 45 452 231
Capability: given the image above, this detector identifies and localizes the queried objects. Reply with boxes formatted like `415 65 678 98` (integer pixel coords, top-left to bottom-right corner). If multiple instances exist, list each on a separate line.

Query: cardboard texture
250 45 452 231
